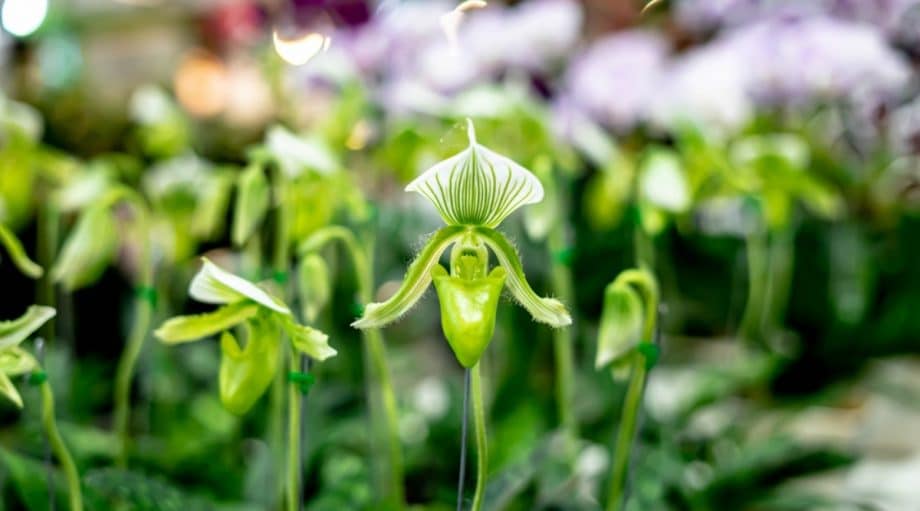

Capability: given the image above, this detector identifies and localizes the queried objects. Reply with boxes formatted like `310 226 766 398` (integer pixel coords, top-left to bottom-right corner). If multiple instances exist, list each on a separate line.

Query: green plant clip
135 286 158 309
637 341 660 370
272 270 289 285
351 301 365 318
28 370 48 386
287 370 316 395
552 246 574 266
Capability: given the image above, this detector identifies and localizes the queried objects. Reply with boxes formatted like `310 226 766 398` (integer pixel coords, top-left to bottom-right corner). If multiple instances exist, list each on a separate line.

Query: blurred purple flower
562 30 668 131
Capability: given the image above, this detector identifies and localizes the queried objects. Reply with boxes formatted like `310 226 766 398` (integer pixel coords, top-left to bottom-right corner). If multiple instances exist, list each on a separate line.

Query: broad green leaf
154 302 259 344
405 119 544 228
595 284 644 370
189 258 290 314
219 321 280 415
0 305 56 350
52 204 118 291
297 253 331 323
284 319 336 361
351 225 466 329
232 163 270 246
0 371 23 407
474 227 571 327
0 223 42 278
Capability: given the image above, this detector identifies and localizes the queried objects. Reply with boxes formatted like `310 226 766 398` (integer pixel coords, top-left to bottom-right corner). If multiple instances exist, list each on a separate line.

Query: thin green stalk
470 363 487 511
457 368 470 511
605 356 646 511
41 381 82 511
739 228 768 345
286 347 302 511
547 225 577 440
37 200 59 344
301 226 404 506
114 213 154 468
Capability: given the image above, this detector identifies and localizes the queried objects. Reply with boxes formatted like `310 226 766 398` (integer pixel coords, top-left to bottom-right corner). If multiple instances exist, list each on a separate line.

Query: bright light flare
440 0 487 53
272 30 330 66
1 0 48 37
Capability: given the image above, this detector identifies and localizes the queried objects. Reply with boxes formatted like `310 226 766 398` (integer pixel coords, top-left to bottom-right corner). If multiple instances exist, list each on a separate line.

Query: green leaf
232 163 270 246
0 223 42 278
154 302 260 344
297 253 331 323
0 305 56 350
474 227 572 327
596 284 644 371
219 321 280 415
283 319 336 361
0 447 68 510
405 119 544 228
189 258 290 314
52 204 118 291
351 225 466 329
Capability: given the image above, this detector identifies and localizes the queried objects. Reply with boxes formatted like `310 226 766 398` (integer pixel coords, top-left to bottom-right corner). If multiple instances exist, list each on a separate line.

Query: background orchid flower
0 306 55 408
155 258 335 414
352 119 572 343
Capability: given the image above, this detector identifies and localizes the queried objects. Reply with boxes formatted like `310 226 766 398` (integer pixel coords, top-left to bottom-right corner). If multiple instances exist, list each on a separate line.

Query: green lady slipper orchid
156 258 334 414
0 306 55 407
352 119 571 368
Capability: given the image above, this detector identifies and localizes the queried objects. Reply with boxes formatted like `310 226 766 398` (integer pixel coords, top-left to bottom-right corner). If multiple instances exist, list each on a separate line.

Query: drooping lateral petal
0 346 39 376
0 223 42 278
52 204 118 291
189 258 290 314
0 306 56 351
232 163 270 247
0 372 23 408
283 319 337 361
154 302 260 344
351 226 466 329
474 227 572 327
405 119 544 228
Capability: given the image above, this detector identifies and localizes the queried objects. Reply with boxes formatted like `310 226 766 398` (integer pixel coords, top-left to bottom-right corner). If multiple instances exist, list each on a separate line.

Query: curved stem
286 347 302 511
547 226 577 441
605 356 646 511
41 382 82 511
456 368 470 511
470 363 487 511
301 226 405 506
740 228 768 346
114 218 154 468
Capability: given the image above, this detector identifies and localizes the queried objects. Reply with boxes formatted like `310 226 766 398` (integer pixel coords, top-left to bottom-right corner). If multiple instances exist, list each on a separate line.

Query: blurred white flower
412 376 449 420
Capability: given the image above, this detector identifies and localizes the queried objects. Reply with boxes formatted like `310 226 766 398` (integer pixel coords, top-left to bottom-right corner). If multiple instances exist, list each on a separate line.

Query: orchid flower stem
470 363 487 511
740 228 768 346
547 225 578 442
41 381 83 511
605 356 646 511
286 347 303 511
37 200 59 344
114 222 154 468
301 227 404 507
456 368 470 511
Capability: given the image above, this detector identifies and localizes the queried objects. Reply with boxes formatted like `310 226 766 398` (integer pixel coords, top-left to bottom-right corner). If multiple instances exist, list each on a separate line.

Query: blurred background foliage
1 0 920 510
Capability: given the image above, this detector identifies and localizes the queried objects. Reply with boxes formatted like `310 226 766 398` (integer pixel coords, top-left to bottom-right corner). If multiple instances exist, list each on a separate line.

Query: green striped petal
0 223 42 278
189 258 290 314
0 306 55 351
405 119 543 228
0 372 23 408
352 226 466 329
474 227 571 327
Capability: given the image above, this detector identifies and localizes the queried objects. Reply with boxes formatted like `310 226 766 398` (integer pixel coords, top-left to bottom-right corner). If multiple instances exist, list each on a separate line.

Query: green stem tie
28 370 48 386
637 342 660 370
272 270 289 285
552 246 574 266
287 371 315 395
135 286 158 309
